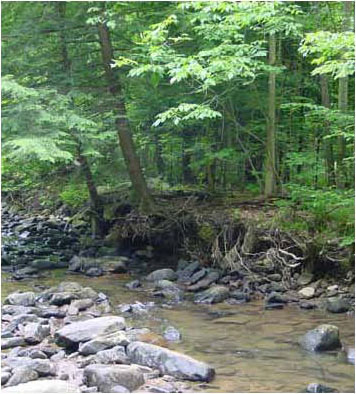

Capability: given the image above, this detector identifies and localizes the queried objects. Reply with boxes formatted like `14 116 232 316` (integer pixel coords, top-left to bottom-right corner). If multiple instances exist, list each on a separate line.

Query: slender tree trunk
154 133 164 176
56 2 105 237
320 74 335 185
264 33 277 196
336 1 352 188
182 129 194 184
97 22 154 212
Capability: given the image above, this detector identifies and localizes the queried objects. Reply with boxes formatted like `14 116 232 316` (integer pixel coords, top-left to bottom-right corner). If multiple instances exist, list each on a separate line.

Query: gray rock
7 314 44 332
230 290 250 303
299 301 317 310
187 271 220 292
85 267 103 277
177 261 200 282
346 348 355 364
5 366 38 387
268 273 282 282
125 280 141 290
55 316 126 348
306 383 338 392
50 292 79 306
1 380 80 392
299 324 341 352
4 292 36 307
326 297 350 313
30 259 57 270
125 328 151 342
154 280 177 290
95 346 129 364
79 331 129 355
146 269 177 282
194 285 229 304
68 299 94 315
298 287 315 299
108 385 130 393
265 292 288 304
24 323 50 344
4 357 55 376
1 372 12 385
127 341 215 382
2 305 38 316
188 269 207 285
1 337 26 349
58 282 83 293
37 307 67 319
84 364 144 392
298 272 314 286
28 349 47 359
163 326 181 342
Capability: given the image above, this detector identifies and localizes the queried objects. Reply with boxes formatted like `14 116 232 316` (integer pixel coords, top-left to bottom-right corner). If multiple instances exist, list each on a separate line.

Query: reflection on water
1 270 355 393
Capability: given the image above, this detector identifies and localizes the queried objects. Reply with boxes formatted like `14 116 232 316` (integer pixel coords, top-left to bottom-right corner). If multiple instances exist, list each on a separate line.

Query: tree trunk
336 1 352 188
97 22 154 212
264 32 277 196
56 2 105 237
320 74 335 186
182 129 194 185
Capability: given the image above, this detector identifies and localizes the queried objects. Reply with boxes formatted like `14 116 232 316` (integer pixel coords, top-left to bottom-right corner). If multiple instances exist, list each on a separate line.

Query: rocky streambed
1 207 355 392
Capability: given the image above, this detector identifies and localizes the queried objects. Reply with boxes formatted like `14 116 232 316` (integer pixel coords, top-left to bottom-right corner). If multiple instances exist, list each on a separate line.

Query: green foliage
59 183 89 208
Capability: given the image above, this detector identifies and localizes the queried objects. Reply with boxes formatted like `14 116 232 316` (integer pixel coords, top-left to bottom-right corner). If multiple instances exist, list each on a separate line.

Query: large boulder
95 346 130 364
299 324 341 352
177 261 200 282
84 364 144 392
4 292 36 307
127 341 215 382
146 269 177 282
194 285 229 304
79 331 129 356
298 287 315 299
1 337 26 349
54 316 126 348
1 380 80 392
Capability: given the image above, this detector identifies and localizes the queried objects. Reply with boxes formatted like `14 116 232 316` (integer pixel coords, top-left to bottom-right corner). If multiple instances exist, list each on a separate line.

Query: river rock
298 272 314 286
37 307 67 319
54 316 126 348
326 297 350 313
24 323 50 344
1 337 26 349
5 292 36 307
125 280 141 290
85 267 103 277
194 285 230 304
1 380 80 392
5 366 39 387
68 299 94 315
146 269 177 282
298 287 315 299
188 271 220 292
50 292 79 306
95 346 130 364
57 282 83 293
177 261 200 281
84 364 144 392
347 348 355 364
1 372 11 385
306 383 338 392
3 357 55 376
299 324 341 352
79 331 129 355
268 273 282 282
2 305 39 316
163 326 181 342
12 267 39 280
188 269 208 285
127 341 215 382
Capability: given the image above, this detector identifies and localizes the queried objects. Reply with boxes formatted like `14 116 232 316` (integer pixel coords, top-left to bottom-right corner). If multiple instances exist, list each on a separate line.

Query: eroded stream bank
1 204 355 393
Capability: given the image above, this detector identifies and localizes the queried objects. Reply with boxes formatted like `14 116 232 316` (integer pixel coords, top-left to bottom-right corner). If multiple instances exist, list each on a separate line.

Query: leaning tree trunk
56 2 105 237
97 22 154 212
264 32 277 197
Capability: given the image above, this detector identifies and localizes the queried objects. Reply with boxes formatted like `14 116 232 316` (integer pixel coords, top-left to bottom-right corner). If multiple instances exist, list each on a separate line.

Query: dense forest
2 1 355 253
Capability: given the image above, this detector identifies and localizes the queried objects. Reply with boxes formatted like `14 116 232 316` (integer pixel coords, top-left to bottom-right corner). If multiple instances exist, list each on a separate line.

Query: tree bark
97 22 154 212
264 32 277 196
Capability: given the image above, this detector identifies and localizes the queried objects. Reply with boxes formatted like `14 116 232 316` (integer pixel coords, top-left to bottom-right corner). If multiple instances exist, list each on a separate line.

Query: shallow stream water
2 270 355 393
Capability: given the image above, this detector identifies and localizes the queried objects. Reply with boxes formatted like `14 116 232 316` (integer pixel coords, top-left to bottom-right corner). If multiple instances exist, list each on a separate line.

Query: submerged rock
84 364 144 392
299 324 341 352
54 316 126 348
127 341 215 382
163 326 181 342
326 297 350 313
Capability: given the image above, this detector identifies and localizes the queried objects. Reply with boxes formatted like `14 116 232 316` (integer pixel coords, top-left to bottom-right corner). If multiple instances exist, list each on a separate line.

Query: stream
2 270 355 393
